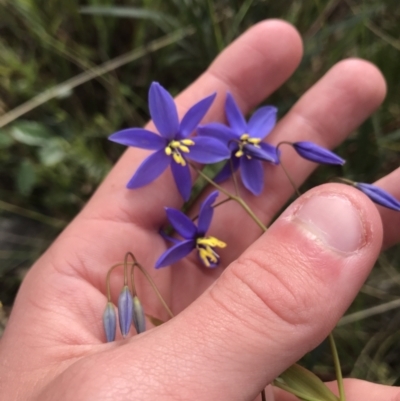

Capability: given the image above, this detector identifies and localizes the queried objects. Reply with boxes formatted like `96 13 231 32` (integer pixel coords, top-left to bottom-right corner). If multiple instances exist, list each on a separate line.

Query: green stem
105 262 124 302
328 333 346 401
193 166 267 232
0 199 66 228
135 262 174 319
207 0 224 51
331 177 356 187
229 157 240 196
276 142 301 197
192 197 232 222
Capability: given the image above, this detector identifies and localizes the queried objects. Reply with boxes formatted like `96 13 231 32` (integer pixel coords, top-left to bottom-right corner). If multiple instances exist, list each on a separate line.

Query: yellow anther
165 147 172 156
196 236 226 267
248 138 261 145
181 139 195 146
172 152 182 164
235 149 244 158
172 152 184 166
170 140 181 148
178 145 190 153
240 133 250 140
198 248 211 267
197 236 226 248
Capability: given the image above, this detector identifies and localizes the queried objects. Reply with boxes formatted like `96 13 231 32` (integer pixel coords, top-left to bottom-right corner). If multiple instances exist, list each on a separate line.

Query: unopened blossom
292 141 345 165
109 82 229 200
355 182 400 211
103 302 117 342
118 286 133 338
132 296 146 334
156 191 226 268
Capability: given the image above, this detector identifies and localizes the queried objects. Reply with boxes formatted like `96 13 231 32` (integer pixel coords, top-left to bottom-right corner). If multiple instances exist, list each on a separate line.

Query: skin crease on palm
1 19 400 401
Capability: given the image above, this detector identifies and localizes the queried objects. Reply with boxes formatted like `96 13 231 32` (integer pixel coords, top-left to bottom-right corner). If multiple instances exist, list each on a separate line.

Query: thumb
43 183 383 401
137 183 382 400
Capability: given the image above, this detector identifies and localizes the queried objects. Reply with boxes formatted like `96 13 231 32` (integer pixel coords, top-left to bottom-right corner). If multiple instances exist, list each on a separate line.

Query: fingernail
294 194 365 253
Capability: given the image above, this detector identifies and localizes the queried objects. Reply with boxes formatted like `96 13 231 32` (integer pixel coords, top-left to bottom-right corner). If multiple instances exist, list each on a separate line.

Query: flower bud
103 302 117 342
118 286 133 338
292 141 345 165
355 182 400 211
132 296 146 334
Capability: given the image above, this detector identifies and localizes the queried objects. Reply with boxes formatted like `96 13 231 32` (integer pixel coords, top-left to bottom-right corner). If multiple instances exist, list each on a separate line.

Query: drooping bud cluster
102 254 150 342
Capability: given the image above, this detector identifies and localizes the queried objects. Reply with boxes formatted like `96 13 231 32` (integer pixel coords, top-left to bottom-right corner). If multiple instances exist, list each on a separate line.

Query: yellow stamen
248 138 261 145
198 248 211 267
197 236 226 248
181 139 195 146
240 133 249 140
166 139 194 165
235 149 244 158
172 153 186 166
196 236 226 268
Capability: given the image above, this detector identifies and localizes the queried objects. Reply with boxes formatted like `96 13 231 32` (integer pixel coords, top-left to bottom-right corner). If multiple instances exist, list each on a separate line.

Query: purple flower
118 286 133 338
197 93 279 195
109 82 230 200
355 182 400 211
292 141 345 165
156 191 226 269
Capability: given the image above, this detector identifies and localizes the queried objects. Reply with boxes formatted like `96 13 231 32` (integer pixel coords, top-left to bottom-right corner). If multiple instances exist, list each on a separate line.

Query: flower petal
165 207 197 239
149 82 179 139
214 156 240 183
292 141 345 165
179 93 217 138
171 161 192 201
247 106 277 138
127 149 170 189
109 128 166 150
155 239 196 268
197 191 219 235
244 143 277 163
355 183 400 211
197 123 239 144
159 230 181 244
187 137 230 164
225 92 247 133
240 157 264 195
260 142 280 164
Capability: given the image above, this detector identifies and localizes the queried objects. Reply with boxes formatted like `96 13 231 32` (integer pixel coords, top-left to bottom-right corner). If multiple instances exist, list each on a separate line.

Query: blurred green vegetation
0 0 400 386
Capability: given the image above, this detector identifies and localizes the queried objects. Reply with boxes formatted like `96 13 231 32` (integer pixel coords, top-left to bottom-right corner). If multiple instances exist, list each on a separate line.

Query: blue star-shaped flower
197 93 279 195
109 82 230 200
156 191 226 269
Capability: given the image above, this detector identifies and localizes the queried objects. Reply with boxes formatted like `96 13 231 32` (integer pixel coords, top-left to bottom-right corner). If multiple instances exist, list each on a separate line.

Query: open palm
1 20 400 401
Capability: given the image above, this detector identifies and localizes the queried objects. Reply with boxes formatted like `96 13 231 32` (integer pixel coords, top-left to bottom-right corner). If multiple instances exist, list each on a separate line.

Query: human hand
1 19 399 401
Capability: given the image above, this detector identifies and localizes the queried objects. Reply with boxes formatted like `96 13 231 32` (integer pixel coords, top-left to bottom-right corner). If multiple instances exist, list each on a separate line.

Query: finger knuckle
222 247 323 332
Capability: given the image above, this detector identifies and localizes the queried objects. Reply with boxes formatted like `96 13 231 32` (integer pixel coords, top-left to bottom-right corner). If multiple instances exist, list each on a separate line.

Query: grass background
0 0 400 386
